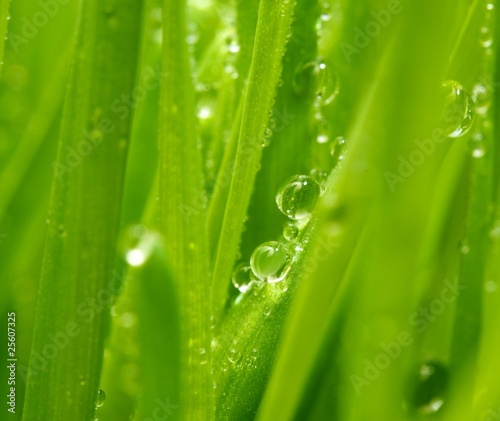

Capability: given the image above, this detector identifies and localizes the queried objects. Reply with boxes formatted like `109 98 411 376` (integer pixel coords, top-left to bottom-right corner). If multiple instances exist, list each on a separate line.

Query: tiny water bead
228 348 241 364
121 225 158 267
441 80 475 138
293 58 339 106
250 241 292 283
283 222 299 241
231 264 256 293
411 361 448 415
329 136 346 160
472 83 492 115
468 133 487 159
276 175 321 220
96 389 106 408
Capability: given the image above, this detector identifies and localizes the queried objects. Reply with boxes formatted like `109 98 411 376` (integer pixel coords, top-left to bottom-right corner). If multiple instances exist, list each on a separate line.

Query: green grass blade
0 0 10 75
133 234 181 421
22 0 144 419
211 0 297 319
159 0 214 418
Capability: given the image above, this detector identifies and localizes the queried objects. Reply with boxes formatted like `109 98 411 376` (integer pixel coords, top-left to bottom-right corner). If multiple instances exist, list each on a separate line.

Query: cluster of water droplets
440 2 496 161
231 174 323 294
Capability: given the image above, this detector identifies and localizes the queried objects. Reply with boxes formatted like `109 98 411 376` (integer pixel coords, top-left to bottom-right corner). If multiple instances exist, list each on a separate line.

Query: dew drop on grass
441 80 475 138
231 264 255 293
228 348 241 364
276 175 321 220
330 136 346 160
315 59 339 106
310 169 329 187
121 224 158 267
199 348 208 365
283 222 299 241
479 26 493 48
411 361 448 415
471 83 492 115
96 389 106 408
250 241 292 283
293 58 339 106
468 133 487 159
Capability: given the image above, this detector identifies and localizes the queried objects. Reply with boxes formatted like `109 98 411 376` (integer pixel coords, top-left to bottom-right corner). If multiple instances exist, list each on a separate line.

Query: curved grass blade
22 0 144 419
159 0 214 418
211 0 297 319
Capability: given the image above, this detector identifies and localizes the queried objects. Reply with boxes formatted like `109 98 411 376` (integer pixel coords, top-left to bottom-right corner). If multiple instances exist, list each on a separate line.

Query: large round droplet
231 264 256 293
276 175 321 220
442 81 475 138
250 241 292 283
411 361 448 415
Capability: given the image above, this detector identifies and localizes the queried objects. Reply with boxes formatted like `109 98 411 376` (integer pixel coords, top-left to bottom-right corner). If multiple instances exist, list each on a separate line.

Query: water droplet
310 169 329 187
283 222 299 241
460 242 470 255
293 58 339 106
442 81 475 138
263 305 271 316
226 35 240 53
96 389 106 408
199 348 208 365
472 83 492 115
186 23 199 45
250 241 292 283
231 264 256 293
228 348 241 364
411 361 448 415
276 175 321 220
316 122 330 144
315 59 339 106
480 26 493 48
58 224 67 238
329 136 346 160
121 225 158 267
468 133 487 158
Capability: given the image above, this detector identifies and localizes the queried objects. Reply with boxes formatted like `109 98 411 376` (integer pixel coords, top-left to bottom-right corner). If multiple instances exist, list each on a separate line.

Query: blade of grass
0 0 10 75
158 0 214 418
22 0 144 419
258 1 459 417
132 233 181 421
211 0 297 319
